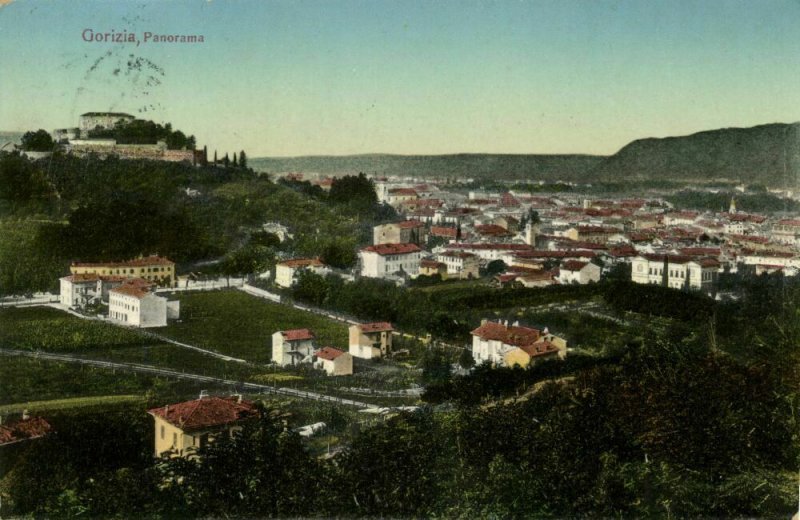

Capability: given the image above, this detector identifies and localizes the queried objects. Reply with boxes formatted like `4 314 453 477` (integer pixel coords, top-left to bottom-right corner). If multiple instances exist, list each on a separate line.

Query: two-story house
147 394 259 457
349 322 393 359
108 278 180 327
272 328 316 366
435 251 480 279
359 243 422 278
275 258 328 288
470 319 566 366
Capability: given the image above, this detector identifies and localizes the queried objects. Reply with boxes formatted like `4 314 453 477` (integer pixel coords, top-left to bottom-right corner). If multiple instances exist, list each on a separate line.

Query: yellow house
71 255 176 287
349 322 393 359
504 341 561 368
147 394 259 458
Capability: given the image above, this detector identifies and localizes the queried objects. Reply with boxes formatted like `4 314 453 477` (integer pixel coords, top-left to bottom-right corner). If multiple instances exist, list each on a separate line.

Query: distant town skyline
2 0 800 157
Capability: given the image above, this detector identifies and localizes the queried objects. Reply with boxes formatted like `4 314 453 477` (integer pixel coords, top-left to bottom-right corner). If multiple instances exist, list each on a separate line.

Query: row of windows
110 311 129 322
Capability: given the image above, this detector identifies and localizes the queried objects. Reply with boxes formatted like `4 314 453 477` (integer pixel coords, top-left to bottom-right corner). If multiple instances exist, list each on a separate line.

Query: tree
20 129 55 151
239 150 247 168
233 152 238 167
213 150 218 164
661 256 669 287
458 348 476 369
483 260 506 277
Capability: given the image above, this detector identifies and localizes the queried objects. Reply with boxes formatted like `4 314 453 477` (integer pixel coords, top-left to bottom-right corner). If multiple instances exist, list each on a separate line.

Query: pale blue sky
1 0 800 157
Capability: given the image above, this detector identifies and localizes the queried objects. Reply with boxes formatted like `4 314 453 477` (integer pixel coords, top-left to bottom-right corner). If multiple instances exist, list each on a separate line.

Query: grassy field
0 395 145 414
156 290 349 364
0 306 260 380
0 356 212 406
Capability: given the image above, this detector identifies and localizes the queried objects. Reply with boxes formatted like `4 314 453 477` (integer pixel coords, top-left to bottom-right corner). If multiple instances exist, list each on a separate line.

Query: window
161 425 165 439
173 433 177 447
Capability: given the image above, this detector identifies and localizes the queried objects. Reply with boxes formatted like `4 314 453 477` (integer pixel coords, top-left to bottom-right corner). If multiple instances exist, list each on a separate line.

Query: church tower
729 196 737 214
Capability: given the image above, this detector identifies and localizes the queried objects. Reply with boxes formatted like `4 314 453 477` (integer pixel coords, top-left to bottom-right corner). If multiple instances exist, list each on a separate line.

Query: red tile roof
471 321 541 347
439 250 476 260
396 220 424 229
357 322 393 333
561 260 589 271
281 329 315 341
519 341 559 358
361 243 422 256
72 255 174 268
500 192 521 207
148 396 259 432
63 273 100 283
389 188 418 196
316 347 346 361
448 243 532 251
420 259 446 269
278 258 324 268
430 226 458 237
474 224 511 236
110 284 151 299
0 417 52 445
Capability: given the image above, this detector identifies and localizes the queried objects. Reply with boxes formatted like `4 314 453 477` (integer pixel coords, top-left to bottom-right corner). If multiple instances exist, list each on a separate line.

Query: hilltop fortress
52 112 206 165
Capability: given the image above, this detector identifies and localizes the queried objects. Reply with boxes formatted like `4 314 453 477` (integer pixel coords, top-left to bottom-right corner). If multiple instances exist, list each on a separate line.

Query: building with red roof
272 329 316 366
147 394 259 457
314 347 353 376
275 258 328 288
471 319 566 366
359 243 422 279
70 255 175 287
108 278 179 328
349 322 393 359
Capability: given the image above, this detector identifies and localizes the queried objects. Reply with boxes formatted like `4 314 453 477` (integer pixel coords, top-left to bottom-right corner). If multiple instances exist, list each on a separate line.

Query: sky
1 0 800 157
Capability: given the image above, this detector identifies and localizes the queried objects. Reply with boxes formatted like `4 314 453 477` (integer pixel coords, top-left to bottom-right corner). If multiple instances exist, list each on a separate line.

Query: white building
272 329 316 366
314 347 353 376
435 251 480 279
470 319 566 366
108 280 178 328
78 111 135 133
275 258 328 288
60 274 100 307
359 243 422 278
771 219 800 246
557 260 601 285
630 255 720 291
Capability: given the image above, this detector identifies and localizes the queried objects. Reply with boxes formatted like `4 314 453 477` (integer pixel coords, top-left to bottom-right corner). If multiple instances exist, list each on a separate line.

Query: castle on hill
52 112 206 165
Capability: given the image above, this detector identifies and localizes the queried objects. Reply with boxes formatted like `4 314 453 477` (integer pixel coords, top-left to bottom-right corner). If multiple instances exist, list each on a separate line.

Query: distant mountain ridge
591 122 800 187
249 154 605 182
252 122 800 187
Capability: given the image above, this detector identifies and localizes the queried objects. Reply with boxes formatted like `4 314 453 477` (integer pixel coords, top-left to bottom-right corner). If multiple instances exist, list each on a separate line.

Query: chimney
480 318 488 326
512 320 519 327
199 390 208 400
165 404 169 416
22 409 29 420
504 320 509 327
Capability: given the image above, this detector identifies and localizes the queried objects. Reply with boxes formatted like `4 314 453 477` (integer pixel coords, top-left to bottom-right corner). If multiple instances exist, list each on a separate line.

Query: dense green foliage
3 329 797 518
20 130 55 152
593 122 800 187
89 119 196 150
